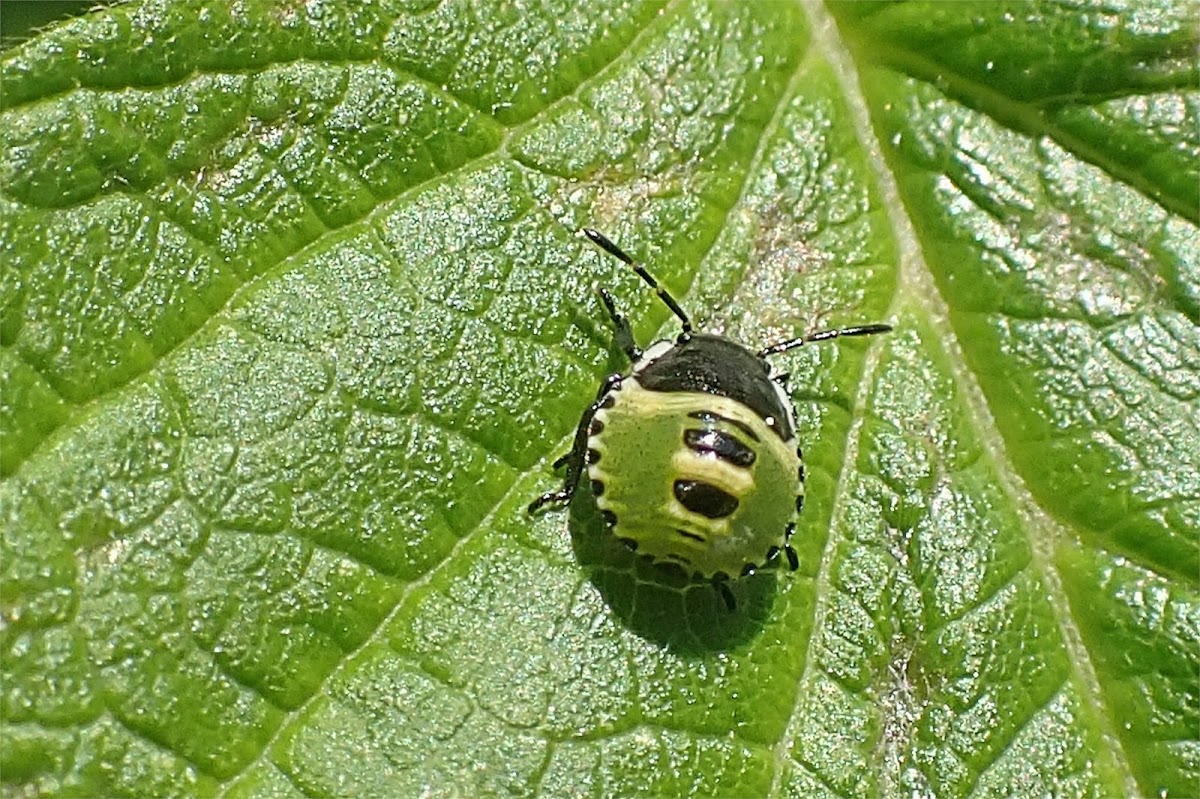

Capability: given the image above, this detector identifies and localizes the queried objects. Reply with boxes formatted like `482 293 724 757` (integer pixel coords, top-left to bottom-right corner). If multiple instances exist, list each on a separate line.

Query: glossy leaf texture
1 1 1196 797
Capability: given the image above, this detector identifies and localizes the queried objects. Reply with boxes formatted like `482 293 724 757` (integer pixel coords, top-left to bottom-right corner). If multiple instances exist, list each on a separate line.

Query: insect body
530 229 890 609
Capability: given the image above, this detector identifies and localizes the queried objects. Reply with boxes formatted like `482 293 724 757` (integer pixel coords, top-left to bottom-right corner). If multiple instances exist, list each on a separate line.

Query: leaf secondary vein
845 37 1200 225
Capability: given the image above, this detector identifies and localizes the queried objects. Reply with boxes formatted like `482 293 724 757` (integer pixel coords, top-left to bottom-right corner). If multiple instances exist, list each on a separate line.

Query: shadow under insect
564 477 778 654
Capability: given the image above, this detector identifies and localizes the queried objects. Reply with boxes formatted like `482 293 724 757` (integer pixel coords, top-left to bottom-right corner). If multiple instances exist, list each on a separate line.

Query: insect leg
528 373 622 514
598 287 641 362
712 573 737 611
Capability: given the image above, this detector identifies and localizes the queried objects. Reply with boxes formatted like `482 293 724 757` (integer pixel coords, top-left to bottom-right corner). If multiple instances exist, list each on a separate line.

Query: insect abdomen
587 380 799 578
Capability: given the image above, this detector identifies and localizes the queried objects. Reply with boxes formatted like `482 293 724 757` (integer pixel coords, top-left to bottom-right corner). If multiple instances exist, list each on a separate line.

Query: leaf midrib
802 3 1139 796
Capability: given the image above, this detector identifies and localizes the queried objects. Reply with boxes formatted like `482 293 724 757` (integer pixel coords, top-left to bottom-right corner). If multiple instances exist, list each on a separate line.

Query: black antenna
582 229 692 335
758 323 892 358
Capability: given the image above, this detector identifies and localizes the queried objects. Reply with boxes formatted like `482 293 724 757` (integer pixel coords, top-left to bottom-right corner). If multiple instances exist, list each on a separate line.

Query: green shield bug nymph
530 229 891 610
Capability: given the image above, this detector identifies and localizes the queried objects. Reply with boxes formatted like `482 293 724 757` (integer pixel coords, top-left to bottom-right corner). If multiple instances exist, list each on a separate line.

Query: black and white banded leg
598 287 640 362
528 373 622 513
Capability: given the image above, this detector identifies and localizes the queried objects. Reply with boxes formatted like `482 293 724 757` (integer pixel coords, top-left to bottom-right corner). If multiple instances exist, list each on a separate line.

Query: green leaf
2 1 1196 797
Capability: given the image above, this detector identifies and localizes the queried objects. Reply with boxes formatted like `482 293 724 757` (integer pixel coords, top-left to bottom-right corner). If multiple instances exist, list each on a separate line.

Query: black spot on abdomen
673 479 739 519
687 410 760 442
684 428 756 467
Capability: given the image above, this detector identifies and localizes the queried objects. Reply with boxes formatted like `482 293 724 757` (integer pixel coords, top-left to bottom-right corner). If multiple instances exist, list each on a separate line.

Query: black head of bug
636 334 797 440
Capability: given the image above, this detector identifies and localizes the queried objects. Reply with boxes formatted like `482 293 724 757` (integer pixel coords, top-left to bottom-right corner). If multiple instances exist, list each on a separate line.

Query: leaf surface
2 1 1196 797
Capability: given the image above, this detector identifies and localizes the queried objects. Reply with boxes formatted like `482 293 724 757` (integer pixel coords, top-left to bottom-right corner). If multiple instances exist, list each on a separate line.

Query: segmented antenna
582 228 693 335
758 323 892 358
